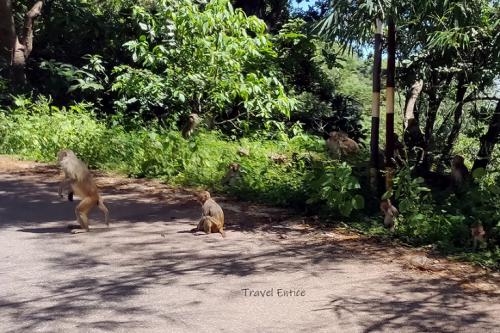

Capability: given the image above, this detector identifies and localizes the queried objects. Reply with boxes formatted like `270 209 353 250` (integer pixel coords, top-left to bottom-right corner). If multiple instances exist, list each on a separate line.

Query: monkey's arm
58 178 72 198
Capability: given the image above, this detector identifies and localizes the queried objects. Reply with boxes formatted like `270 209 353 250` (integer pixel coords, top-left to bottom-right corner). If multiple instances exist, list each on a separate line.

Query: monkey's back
203 199 224 224
62 157 99 199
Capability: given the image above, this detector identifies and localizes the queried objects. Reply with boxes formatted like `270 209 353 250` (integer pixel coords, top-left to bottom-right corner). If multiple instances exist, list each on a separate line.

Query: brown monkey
380 199 399 231
182 113 201 138
269 153 287 164
470 222 486 250
450 155 470 191
191 191 225 238
326 131 360 158
57 149 109 233
238 148 250 156
222 162 241 186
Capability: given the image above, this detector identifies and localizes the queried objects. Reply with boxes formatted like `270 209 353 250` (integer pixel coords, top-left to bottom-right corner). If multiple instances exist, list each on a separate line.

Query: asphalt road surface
0 158 498 333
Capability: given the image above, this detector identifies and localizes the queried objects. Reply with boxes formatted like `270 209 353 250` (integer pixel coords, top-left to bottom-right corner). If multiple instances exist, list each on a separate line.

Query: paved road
0 161 499 332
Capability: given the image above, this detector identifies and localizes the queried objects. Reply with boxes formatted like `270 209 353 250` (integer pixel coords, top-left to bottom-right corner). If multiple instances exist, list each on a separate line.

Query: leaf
178 93 186 103
472 167 486 180
352 194 365 209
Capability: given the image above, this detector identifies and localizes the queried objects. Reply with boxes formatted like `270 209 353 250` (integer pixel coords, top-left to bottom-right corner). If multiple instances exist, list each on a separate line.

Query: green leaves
306 162 364 216
114 0 294 133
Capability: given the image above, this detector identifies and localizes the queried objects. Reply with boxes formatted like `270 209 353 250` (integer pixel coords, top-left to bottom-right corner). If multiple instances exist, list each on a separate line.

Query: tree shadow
0 170 498 332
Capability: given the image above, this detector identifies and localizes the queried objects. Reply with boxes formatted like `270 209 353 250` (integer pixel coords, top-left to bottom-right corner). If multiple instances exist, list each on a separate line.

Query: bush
0 97 364 217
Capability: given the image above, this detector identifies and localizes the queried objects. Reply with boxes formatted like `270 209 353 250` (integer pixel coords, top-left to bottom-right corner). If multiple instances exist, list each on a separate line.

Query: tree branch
21 1 43 58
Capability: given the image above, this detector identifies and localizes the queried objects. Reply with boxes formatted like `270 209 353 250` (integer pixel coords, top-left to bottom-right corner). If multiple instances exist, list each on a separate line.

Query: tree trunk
423 74 452 147
0 0 43 86
385 17 396 192
403 80 424 149
0 0 16 65
369 18 383 195
472 101 500 171
404 80 423 128
441 74 468 161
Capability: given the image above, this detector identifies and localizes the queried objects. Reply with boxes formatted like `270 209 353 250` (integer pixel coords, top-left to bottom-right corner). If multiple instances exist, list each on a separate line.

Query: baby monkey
57 149 109 233
192 191 225 238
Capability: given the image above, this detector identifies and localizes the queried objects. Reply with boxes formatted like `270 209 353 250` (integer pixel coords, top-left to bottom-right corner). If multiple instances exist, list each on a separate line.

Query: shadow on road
0 168 498 332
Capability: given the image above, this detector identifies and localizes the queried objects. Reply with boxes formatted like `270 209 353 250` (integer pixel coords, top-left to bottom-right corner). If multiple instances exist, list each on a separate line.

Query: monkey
238 147 250 157
326 131 360 158
221 162 241 187
380 199 399 231
182 113 201 138
57 149 109 233
191 191 225 238
269 153 287 164
470 222 486 250
450 155 470 192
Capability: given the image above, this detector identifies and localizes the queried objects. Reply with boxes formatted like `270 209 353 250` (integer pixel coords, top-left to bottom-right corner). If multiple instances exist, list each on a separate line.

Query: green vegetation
0 0 498 268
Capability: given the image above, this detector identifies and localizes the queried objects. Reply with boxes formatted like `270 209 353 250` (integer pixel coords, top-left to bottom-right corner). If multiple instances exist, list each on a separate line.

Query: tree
316 0 396 196
473 101 500 171
0 0 43 86
232 0 289 32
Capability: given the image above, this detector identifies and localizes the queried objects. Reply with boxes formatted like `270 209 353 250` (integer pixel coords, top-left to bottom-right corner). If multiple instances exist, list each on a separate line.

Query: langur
182 113 201 138
191 191 225 238
326 131 360 158
57 149 109 233
222 162 241 186
380 199 399 231
450 155 470 191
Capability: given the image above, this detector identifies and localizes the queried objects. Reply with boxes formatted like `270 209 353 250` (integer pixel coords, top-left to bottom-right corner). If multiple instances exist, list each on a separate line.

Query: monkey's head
328 131 349 141
57 149 76 163
328 131 340 140
228 163 240 172
195 191 211 203
452 155 465 167
188 113 200 124
380 199 391 214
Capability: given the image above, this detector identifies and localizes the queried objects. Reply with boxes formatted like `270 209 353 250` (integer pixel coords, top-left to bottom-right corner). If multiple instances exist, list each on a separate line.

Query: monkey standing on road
192 191 225 238
57 149 109 233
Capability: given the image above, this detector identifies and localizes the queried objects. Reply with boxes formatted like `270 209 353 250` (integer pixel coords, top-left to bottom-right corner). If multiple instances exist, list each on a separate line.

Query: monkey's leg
73 197 95 233
97 198 110 227
203 217 213 234
212 219 226 238
191 218 205 233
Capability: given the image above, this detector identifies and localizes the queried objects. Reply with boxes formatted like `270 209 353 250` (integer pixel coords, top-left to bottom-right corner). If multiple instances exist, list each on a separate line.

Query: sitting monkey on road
191 191 225 238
